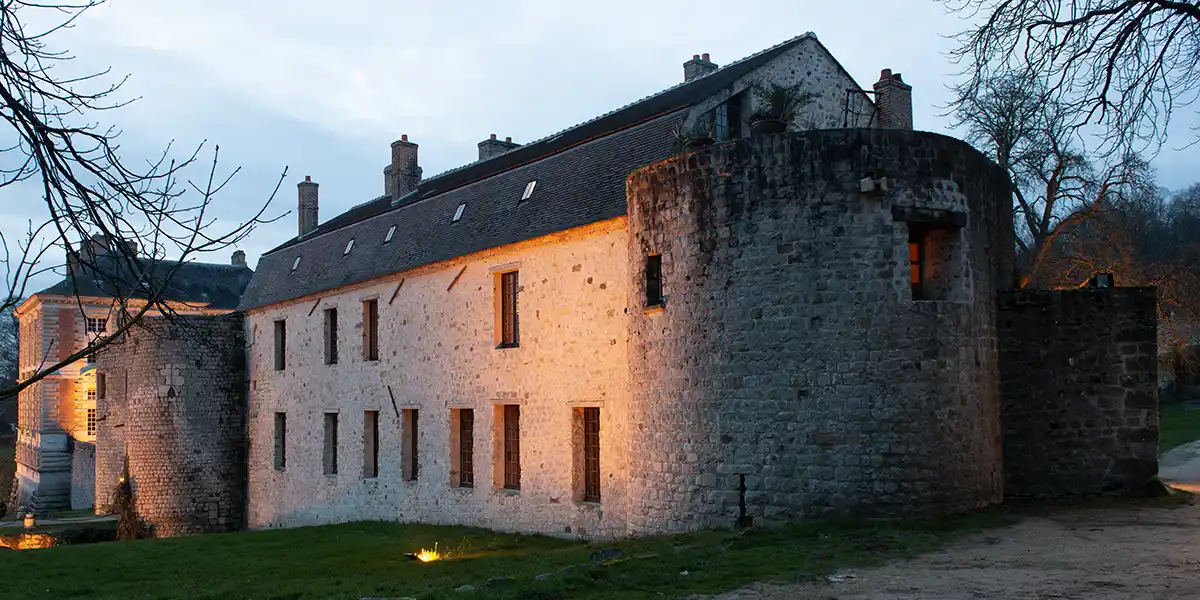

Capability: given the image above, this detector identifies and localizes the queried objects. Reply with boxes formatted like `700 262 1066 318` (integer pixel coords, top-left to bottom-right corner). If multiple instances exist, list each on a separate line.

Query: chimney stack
298 175 319 236
478 133 522 161
231 250 247 267
683 53 718 82
873 69 913 130
387 134 422 201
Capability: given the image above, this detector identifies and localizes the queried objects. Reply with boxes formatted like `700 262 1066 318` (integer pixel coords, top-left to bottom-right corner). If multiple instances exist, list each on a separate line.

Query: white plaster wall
247 220 632 539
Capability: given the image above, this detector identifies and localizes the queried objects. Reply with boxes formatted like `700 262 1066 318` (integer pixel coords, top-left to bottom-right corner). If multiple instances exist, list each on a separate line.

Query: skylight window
385 225 396 243
521 181 537 201
291 256 301 272
452 203 466 222
344 239 355 255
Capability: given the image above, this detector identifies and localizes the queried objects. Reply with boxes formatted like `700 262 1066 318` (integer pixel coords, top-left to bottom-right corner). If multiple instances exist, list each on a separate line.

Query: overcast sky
3 0 1198 290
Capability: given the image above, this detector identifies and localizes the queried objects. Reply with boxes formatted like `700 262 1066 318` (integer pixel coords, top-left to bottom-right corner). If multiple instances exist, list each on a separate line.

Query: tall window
363 299 379 361
86 408 97 437
908 227 926 301
363 410 379 478
453 409 474 488
85 317 106 334
646 255 663 307
274 412 287 471
402 409 419 481
503 405 521 490
323 412 338 475
499 271 519 348
273 320 286 371
86 388 96 403
324 308 339 365
582 407 600 502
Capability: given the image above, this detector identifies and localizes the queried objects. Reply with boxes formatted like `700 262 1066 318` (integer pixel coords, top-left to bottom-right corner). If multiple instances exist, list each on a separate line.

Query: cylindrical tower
625 129 1012 534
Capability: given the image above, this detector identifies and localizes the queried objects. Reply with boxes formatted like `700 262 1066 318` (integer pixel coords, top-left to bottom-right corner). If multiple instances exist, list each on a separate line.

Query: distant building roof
36 255 253 311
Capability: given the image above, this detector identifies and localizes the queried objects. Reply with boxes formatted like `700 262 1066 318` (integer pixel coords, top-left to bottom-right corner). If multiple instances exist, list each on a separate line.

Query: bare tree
941 0 1200 155
0 0 285 398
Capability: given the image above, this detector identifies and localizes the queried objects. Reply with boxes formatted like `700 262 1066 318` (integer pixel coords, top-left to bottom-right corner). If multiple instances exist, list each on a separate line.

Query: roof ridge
419 32 817 184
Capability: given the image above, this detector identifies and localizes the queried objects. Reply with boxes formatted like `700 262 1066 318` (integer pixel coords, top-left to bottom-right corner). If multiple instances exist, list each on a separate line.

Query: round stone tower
624 129 1013 534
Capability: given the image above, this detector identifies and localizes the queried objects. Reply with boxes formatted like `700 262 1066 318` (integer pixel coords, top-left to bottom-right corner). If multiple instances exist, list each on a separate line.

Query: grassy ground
1160 402 1200 454
0 512 1011 600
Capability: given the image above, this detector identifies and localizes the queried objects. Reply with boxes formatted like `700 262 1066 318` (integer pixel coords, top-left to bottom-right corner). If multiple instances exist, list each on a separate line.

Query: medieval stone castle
12 32 1161 539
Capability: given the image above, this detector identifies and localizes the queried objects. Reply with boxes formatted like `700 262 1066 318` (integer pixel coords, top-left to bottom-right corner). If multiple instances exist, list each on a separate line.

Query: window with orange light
909 227 926 300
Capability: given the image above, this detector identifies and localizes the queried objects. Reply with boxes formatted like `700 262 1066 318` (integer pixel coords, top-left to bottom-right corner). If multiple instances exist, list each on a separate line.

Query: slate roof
37 255 253 311
239 31 841 311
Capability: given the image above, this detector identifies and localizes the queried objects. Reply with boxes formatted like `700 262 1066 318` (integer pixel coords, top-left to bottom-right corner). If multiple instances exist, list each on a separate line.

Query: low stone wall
999 287 1159 498
70 441 95 510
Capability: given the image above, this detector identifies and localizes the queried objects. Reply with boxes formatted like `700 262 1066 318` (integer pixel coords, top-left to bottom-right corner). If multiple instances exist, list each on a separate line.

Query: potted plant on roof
748 83 816 136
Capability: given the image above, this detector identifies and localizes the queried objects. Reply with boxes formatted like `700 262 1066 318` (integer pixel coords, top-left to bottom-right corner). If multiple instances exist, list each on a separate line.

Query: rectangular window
451 409 474 488
402 409 419 481
86 353 96 365
363 410 379 478
97 373 106 399
86 408 97 437
274 412 287 471
324 308 339 365
85 317 107 334
909 227 925 300
503 405 521 490
499 271 519 348
323 412 338 475
87 388 96 403
646 255 663 306
274 320 286 371
581 407 600 502
363 299 379 361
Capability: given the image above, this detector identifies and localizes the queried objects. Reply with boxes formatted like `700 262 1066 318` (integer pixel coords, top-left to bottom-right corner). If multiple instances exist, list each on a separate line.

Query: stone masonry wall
95 314 247 537
625 129 1013 533
70 441 95 510
999 288 1159 498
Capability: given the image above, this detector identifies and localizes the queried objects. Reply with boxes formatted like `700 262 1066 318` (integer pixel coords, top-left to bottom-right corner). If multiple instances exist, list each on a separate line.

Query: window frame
645 254 664 307
503 404 521 490
324 307 339 365
457 408 474 488
521 181 537 202
343 238 355 256
274 412 287 471
323 412 339 475
85 317 107 335
384 225 396 243
497 270 520 348
452 203 466 222
582 407 601 502
362 299 379 361
908 227 927 301
363 410 379 479
86 407 97 437
273 319 287 371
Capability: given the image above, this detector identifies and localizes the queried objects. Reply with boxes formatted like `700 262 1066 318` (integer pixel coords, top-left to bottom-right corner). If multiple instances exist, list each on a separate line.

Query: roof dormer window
344 239 355 256
521 181 537 202
385 225 396 243
291 256 301 272
452 203 466 223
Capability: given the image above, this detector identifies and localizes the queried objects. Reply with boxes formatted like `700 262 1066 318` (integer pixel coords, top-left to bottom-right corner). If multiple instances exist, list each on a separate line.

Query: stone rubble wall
95 314 247 536
69 441 95 510
998 288 1159 498
625 129 1013 533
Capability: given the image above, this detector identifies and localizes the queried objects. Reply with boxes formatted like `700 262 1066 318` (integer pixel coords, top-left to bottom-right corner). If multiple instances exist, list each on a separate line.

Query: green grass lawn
0 512 1010 600
1160 402 1200 454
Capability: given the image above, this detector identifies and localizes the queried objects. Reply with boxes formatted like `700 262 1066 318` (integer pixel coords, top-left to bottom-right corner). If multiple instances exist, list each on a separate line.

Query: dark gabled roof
37 256 253 310
238 110 685 310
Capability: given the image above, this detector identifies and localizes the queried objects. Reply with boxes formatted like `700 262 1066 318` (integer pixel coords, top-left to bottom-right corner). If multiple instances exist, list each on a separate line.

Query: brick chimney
231 250 247 267
873 69 913 130
387 134 422 201
683 53 718 82
478 134 521 161
298 175 319 236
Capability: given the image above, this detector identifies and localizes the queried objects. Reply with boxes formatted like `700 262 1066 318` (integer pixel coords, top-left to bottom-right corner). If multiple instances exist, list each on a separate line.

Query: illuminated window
384 225 396 243
498 271 519 348
87 388 96 403
497 404 521 490
85 317 107 334
521 181 537 201
86 408 96 437
909 227 926 300
452 203 466 222
363 410 379 479
343 238 355 256
323 412 338 475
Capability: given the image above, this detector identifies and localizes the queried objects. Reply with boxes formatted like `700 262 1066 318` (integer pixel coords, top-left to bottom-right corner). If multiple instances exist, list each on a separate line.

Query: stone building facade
94 314 247 536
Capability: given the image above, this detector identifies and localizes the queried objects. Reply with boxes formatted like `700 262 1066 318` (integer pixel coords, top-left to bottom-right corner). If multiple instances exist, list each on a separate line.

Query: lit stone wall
246 221 632 539
95 314 247 537
624 129 1013 533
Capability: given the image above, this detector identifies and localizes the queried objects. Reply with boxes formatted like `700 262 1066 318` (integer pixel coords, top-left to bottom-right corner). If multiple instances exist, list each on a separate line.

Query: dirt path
714 503 1200 599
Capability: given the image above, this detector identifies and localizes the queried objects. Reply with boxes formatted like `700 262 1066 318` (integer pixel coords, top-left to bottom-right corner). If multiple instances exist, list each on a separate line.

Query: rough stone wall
998 288 1159 498
95 314 247 536
70 441 95 510
625 129 1013 533
246 220 631 539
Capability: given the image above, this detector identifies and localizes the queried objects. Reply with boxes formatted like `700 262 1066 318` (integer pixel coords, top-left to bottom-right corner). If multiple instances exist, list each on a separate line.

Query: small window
324 308 338 365
344 239 355 256
496 404 521 490
85 317 107 334
384 225 396 243
909 228 926 300
574 407 601 502
274 412 287 471
291 256 301 272
273 320 286 371
362 299 379 361
86 408 97 437
86 353 96 365
451 408 474 488
402 409 419 481
363 410 379 478
645 255 663 307
521 181 537 201
452 203 466 222
498 271 519 348
87 388 96 403
323 412 339 475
